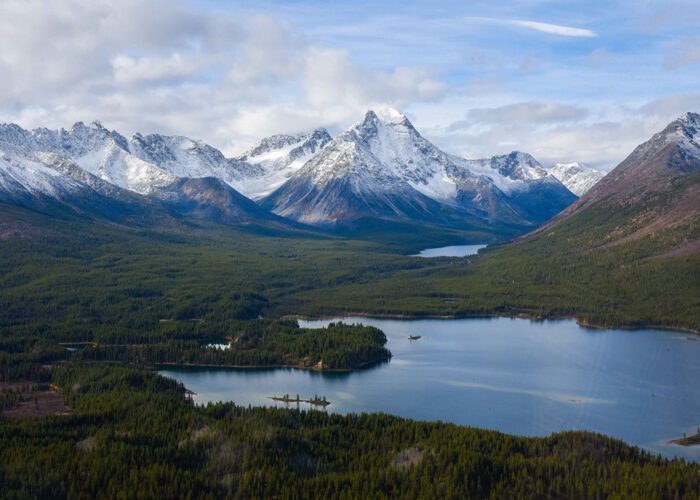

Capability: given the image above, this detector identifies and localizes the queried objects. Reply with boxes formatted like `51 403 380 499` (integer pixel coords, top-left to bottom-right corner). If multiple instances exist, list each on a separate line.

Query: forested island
672 432 700 447
71 320 391 371
0 317 390 374
268 394 331 407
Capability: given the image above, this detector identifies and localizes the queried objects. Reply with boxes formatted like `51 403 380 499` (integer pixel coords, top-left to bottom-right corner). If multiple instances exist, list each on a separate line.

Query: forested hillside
1 364 697 499
0 202 697 339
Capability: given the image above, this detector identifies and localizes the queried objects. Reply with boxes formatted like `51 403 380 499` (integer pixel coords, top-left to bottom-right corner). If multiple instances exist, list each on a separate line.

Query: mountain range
0 108 614 234
261 108 577 228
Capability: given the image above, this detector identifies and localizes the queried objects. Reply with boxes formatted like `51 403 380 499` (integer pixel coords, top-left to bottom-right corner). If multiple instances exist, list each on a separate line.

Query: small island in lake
269 394 330 407
670 431 700 446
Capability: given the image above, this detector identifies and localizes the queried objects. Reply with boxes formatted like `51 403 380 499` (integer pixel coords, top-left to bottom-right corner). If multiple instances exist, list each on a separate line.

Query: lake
159 316 700 460
412 244 486 257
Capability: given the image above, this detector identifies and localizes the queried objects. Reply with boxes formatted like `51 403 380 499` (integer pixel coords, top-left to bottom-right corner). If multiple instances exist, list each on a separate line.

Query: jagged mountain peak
600 111 700 195
658 111 700 144
0 122 296 229
675 111 700 127
262 109 575 227
549 162 604 196
489 151 547 181
242 128 331 159
372 106 409 125
346 107 417 141
71 120 105 130
629 111 700 163
526 112 700 249
228 127 332 200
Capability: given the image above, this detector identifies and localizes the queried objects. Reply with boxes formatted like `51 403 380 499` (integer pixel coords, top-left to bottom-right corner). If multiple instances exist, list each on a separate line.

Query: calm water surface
412 244 486 257
159 317 700 460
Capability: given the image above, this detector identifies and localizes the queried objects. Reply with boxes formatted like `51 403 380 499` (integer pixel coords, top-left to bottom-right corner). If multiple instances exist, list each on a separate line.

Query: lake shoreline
283 311 699 335
154 357 388 373
160 315 700 462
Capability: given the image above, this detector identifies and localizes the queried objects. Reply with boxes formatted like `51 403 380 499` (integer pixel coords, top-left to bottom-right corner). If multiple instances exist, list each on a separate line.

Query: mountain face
261 108 575 228
228 129 331 200
549 162 604 196
151 177 282 225
529 112 700 252
0 121 179 194
128 132 242 188
0 123 287 228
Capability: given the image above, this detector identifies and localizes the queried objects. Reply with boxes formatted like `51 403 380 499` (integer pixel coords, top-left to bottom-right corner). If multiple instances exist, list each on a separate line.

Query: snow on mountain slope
0 142 180 228
262 108 575 227
74 140 178 194
0 146 82 199
0 119 331 206
0 112 578 231
0 121 177 194
626 111 700 163
0 122 296 228
230 129 331 199
549 162 604 196
128 133 242 188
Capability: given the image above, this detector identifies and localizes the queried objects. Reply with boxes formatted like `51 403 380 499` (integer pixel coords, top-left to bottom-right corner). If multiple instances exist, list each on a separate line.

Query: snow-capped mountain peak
262 108 576 226
549 162 604 196
629 111 700 162
228 128 332 199
0 121 175 194
241 128 331 165
373 106 410 125
487 151 547 182
331 107 446 183
127 132 240 188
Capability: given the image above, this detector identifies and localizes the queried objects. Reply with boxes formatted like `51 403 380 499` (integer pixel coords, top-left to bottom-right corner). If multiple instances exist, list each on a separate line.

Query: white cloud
664 39 700 69
111 54 202 86
465 101 588 125
303 47 448 109
224 47 449 145
0 0 450 155
418 92 700 171
508 20 597 38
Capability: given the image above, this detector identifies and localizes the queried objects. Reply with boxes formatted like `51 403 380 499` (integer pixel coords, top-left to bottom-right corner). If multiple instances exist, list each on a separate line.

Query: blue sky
1 0 699 169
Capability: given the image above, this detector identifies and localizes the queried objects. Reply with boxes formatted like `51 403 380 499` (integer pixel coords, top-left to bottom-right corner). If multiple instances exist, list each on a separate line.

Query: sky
0 0 699 170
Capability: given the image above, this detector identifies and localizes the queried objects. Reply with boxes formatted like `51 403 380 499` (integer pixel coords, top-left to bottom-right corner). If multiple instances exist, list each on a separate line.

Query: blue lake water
412 244 486 257
159 316 700 460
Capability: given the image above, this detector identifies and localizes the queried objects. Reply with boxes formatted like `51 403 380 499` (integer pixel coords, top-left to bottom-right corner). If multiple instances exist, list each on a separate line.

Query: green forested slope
0 201 697 338
1 364 697 499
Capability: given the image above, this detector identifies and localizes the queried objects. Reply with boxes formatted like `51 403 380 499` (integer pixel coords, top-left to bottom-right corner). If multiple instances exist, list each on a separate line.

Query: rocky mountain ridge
262 108 576 227
0 108 622 233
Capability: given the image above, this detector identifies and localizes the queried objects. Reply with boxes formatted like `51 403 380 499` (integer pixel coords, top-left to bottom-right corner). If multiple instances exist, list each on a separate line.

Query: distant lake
159 317 700 460
412 244 486 257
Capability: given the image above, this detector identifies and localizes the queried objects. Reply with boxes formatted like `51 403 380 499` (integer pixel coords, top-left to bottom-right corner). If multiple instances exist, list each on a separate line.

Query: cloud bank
0 0 447 153
0 0 697 169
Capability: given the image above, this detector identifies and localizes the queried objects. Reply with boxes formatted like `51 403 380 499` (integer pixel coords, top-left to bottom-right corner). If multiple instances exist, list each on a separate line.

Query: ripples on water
160 316 700 460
